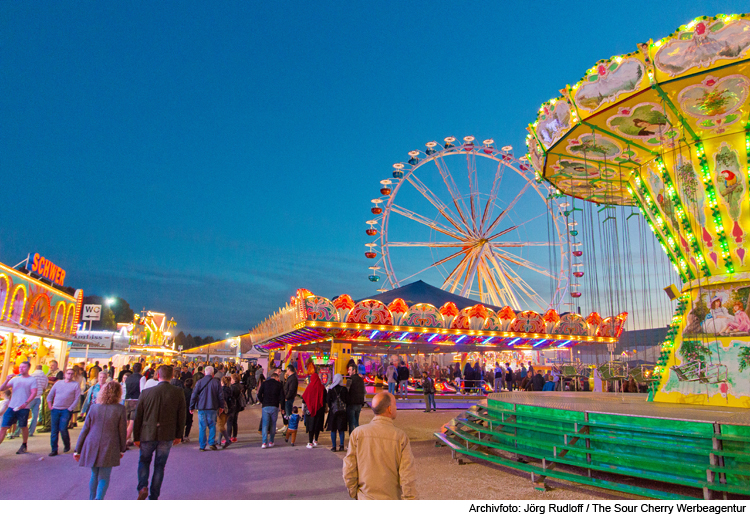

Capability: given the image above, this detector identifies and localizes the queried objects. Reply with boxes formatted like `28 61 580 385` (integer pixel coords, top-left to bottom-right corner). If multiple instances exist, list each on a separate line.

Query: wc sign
82 304 102 321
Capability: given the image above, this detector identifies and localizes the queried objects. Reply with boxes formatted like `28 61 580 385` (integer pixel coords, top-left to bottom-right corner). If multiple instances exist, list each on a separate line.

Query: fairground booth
0 255 84 379
68 310 180 370
250 281 624 389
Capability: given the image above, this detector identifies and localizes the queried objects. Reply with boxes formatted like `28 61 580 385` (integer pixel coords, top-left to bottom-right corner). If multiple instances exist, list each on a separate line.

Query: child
285 406 300 446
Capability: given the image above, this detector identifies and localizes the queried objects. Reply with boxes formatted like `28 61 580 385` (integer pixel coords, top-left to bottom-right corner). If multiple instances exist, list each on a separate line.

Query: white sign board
82 304 102 321
73 331 113 350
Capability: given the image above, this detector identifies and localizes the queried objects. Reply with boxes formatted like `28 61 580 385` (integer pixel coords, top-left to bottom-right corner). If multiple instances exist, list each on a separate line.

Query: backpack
330 387 345 414
238 390 247 411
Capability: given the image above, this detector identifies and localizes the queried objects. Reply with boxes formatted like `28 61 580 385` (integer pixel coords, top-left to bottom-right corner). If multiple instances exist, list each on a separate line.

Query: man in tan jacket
342 391 417 499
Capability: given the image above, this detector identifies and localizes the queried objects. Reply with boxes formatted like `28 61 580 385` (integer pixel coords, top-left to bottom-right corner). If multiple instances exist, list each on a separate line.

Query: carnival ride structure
364 137 571 312
434 14 750 501
525 13 750 408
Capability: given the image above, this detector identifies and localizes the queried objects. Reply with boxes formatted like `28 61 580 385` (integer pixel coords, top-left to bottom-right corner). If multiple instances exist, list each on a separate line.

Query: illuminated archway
66 303 77 334
26 293 52 330
0 274 10 320
8 285 27 324
53 301 67 332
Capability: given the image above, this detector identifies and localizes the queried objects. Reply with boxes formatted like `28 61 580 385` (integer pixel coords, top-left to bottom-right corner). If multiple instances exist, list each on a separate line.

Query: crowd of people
0 356 413 499
3 353 647 500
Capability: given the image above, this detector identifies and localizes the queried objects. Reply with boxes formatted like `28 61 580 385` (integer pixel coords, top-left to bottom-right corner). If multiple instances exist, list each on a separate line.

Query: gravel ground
349 406 636 500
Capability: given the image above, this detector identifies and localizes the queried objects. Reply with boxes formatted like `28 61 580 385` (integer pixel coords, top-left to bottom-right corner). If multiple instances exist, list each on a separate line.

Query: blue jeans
285 399 294 421
387 382 396 395
331 430 345 448
27 397 41 435
138 440 173 500
89 466 112 500
426 393 436 411
261 406 279 444
197 410 217 450
50 409 71 452
347 404 361 434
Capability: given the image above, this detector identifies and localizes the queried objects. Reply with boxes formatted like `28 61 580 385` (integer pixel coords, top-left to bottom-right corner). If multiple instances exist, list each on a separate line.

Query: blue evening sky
1 1 744 336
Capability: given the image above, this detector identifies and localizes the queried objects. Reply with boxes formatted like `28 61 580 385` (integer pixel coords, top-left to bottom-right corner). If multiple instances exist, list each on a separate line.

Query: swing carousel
525 13 750 407
435 14 750 500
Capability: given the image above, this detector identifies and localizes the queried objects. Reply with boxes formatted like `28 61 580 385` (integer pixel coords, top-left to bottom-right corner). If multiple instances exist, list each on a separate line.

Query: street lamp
106 297 116 306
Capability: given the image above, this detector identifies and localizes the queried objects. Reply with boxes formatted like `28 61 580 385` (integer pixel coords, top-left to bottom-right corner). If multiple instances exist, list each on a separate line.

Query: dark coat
134 382 186 442
75 403 127 468
258 378 284 409
224 384 241 413
283 373 298 402
124 372 142 399
397 366 410 381
532 373 545 391
183 387 193 419
190 374 225 411
346 374 366 406
325 385 348 432
422 377 436 394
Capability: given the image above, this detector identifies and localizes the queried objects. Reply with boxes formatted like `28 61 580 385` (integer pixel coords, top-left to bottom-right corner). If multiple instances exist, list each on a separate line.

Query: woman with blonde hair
74 381 127 500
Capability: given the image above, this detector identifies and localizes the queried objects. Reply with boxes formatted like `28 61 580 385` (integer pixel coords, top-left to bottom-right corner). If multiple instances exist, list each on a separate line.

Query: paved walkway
0 401 621 500
0 404 349 500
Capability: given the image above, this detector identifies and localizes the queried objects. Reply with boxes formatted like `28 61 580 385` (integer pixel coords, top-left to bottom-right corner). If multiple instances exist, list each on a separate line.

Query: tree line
173 331 217 351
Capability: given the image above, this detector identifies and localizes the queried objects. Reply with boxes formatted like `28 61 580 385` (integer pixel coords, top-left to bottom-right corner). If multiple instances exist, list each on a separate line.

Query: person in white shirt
8 365 49 439
46 368 82 456
142 372 160 391
0 362 39 454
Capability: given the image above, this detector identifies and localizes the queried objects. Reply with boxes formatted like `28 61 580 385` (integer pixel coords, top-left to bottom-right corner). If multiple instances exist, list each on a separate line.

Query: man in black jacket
422 372 436 412
397 361 410 401
281 365 298 433
134 365 186 500
124 363 143 445
346 361 365 433
189 366 225 452
257 372 283 448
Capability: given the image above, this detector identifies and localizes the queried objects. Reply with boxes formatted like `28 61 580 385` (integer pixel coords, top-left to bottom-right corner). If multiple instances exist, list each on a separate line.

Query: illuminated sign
29 253 66 287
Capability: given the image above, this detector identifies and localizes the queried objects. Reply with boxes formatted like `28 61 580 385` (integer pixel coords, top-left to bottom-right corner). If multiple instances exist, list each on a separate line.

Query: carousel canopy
527 13 750 281
249 286 626 351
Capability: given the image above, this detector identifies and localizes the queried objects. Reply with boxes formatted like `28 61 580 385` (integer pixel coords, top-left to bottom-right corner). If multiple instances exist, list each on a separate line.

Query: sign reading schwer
81 304 102 321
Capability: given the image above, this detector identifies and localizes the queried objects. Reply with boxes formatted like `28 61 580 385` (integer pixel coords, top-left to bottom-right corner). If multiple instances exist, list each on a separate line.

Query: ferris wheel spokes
403 172 468 236
466 153 480 234
479 160 506 232
492 247 556 280
385 241 468 248
486 249 547 310
441 249 475 293
433 156 474 234
482 177 534 236
477 260 503 306
389 204 465 241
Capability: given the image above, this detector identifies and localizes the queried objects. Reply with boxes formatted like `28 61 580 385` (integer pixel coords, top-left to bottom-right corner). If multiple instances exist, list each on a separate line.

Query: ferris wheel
365 136 572 312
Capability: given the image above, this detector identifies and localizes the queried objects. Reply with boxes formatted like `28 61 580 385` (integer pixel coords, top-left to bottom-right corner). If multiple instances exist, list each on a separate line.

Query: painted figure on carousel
724 301 750 334
701 295 735 335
